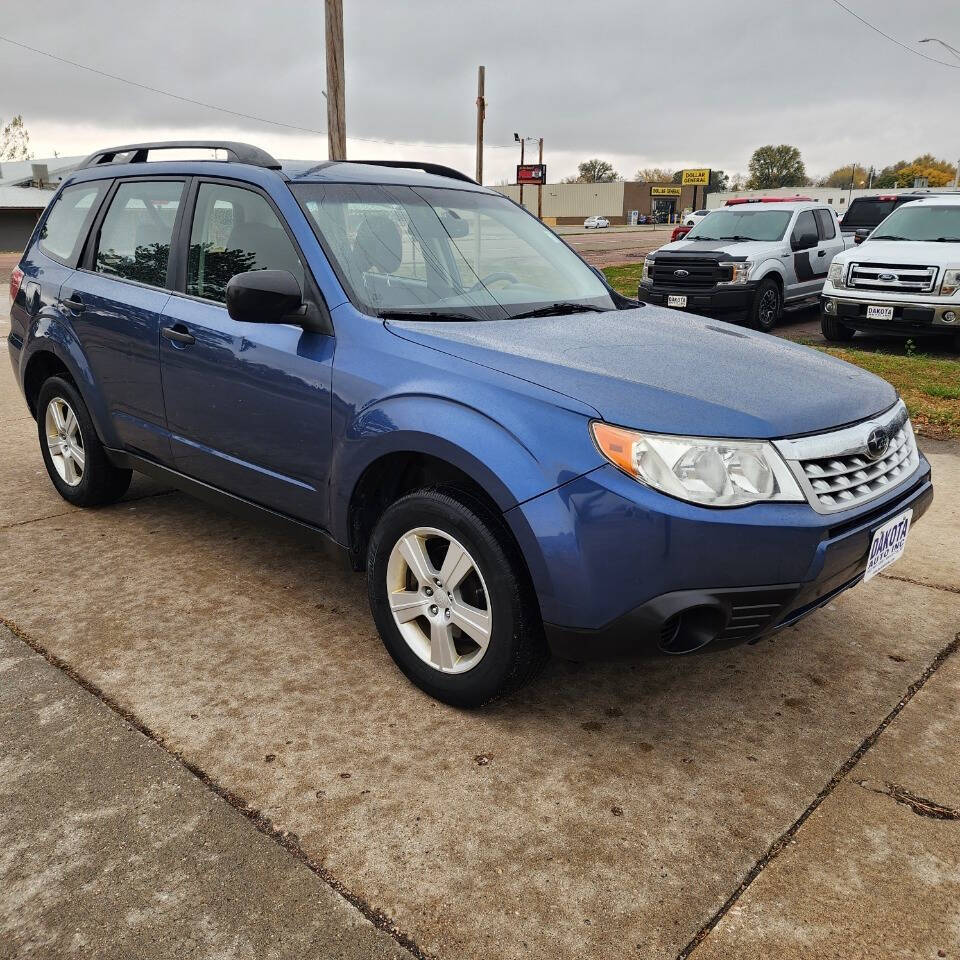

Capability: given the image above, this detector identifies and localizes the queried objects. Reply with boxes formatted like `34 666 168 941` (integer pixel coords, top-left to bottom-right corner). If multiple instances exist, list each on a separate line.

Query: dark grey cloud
2 0 958 179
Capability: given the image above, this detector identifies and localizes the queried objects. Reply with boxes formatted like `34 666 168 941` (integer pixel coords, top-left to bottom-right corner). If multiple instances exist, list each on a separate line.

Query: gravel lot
2 249 959 959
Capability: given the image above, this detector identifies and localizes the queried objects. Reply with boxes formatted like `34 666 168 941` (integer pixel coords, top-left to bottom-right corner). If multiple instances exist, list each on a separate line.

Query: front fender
21 313 116 445
752 259 788 286
329 392 604 545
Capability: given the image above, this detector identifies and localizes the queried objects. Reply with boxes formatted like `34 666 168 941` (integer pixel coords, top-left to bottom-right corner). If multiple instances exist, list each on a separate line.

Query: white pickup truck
638 198 853 331
821 195 960 349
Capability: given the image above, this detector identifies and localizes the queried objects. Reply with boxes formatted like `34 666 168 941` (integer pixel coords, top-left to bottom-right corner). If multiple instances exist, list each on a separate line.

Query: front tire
821 314 856 342
367 488 547 707
747 278 782 332
37 377 132 507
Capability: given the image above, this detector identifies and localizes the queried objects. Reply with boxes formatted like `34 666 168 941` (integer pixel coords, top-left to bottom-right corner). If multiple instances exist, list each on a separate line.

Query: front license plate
668 295 687 308
864 508 912 582
866 305 895 321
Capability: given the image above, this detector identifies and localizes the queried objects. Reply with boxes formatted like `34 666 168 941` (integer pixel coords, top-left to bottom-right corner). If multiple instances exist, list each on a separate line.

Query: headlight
940 268 960 297
641 258 654 286
591 422 804 507
717 261 751 285
828 261 847 288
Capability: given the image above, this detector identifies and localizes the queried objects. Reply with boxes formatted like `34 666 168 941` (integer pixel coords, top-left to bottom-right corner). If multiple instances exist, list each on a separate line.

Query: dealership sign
651 186 682 196
517 164 547 185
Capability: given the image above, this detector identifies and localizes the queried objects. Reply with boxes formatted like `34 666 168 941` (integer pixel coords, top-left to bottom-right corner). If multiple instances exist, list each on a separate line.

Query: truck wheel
821 315 856 342
367 488 548 707
748 278 782 332
37 376 132 507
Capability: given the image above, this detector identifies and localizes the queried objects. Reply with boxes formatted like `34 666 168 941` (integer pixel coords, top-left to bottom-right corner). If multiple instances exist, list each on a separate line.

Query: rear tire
367 488 548 707
747 277 782 332
37 376 132 507
821 315 856 342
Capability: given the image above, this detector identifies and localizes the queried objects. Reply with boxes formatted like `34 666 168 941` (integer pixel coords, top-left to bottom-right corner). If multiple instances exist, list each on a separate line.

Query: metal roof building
0 156 83 252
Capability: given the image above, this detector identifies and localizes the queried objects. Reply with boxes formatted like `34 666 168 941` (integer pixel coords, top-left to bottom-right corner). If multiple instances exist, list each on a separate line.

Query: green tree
746 144 807 188
0 114 31 161
563 159 621 183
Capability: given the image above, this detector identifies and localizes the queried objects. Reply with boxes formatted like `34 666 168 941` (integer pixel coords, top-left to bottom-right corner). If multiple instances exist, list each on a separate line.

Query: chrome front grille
848 262 938 293
774 402 919 514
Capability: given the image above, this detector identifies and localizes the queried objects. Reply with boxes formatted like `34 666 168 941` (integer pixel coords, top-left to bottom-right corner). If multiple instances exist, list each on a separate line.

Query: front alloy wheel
367 488 548 706
749 278 782 332
386 527 492 674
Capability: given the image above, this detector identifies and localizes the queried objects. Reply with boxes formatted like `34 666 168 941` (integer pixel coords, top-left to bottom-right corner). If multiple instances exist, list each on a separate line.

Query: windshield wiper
509 302 608 320
378 309 485 322
720 235 756 242
687 236 721 241
870 235 909 241
934 237 960 242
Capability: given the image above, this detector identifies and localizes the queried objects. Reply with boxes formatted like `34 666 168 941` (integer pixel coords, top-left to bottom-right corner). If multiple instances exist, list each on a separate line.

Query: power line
0 34 328 135
829 1 960 68
0 32 520 152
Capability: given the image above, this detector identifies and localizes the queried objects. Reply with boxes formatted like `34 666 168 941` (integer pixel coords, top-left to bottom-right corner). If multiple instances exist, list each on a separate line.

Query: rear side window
842 198 898 230
814 208 836 240
187 182 304 304
38 182 106 263
95 180 184 288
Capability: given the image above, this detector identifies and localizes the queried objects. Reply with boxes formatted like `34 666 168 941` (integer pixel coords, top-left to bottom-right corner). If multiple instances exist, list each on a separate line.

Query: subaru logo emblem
674 269 689 278
866 427 889 460
878 272 897 282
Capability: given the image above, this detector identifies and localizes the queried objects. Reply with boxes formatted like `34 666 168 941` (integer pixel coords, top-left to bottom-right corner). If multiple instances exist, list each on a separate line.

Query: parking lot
2 247 959 958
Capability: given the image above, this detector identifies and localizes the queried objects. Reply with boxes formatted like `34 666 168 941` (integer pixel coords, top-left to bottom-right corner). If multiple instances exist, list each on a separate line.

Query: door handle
817 250 827 257
161 325 196 346
61 297 85 313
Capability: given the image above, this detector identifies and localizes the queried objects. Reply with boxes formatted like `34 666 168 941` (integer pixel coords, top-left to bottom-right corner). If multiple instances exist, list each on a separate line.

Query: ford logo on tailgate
674 269 689 278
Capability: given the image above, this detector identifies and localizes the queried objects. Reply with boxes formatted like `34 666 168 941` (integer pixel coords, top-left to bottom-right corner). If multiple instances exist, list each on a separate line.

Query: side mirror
226 270 303 325
790 231 818 252
854 228 871 245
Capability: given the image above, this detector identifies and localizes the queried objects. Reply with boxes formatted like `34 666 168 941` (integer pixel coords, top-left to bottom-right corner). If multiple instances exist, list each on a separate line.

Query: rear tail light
9 266 24 302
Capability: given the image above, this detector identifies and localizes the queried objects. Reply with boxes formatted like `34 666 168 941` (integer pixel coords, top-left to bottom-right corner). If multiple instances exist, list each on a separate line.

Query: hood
654 239 785 259
386 307 897 439
838 239 959 265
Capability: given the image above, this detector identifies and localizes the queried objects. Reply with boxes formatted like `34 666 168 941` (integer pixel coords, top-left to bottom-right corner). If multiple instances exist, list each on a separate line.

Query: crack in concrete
857 779 960 821
878 572 960 596
0 490 177 533
678 631 960 960
0 617 429 960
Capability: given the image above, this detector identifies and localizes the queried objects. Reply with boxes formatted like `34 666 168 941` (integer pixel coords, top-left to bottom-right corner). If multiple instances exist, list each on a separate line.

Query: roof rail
319 159 478 184
79 140 281 170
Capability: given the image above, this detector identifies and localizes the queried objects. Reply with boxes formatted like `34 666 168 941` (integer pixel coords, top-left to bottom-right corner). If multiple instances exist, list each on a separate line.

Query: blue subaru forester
8 141 932 706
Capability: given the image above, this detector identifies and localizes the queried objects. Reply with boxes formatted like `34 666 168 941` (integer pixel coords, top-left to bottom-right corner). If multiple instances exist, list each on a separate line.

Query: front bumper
505 456 932 660
638 282 757 319
822 293 959 335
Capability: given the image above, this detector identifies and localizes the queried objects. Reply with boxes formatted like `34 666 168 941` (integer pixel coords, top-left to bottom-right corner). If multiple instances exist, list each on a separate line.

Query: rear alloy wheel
748 278 782 332
821 314 856 342
367 488 547 707
37 376 132 507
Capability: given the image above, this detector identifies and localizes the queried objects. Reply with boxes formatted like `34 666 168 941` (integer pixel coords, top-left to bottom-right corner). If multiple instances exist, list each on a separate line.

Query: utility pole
475 66 485 184
325 0 346 160
515 133 525 208
848 161 857 206
537 137 544 220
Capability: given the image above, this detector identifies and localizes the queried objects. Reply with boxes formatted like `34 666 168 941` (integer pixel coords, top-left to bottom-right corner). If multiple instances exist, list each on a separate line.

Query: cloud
3 0 958 183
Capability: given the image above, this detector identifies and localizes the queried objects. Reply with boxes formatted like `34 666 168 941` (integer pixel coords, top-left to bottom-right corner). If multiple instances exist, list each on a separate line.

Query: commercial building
496 180 701 225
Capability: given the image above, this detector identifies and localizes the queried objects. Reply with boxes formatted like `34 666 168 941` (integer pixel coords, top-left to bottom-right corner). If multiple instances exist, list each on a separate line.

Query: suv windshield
292 183 614 320
871 205 960 242
683 209 792 242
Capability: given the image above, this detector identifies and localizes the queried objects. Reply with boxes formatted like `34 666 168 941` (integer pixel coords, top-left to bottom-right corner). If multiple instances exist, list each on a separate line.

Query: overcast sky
2 0 958 183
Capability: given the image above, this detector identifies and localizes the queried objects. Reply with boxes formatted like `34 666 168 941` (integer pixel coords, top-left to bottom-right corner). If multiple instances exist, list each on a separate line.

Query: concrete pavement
2 255 959 958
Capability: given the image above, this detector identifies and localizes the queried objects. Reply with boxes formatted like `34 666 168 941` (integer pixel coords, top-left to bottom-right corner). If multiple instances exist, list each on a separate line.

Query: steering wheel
468 271 518 292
